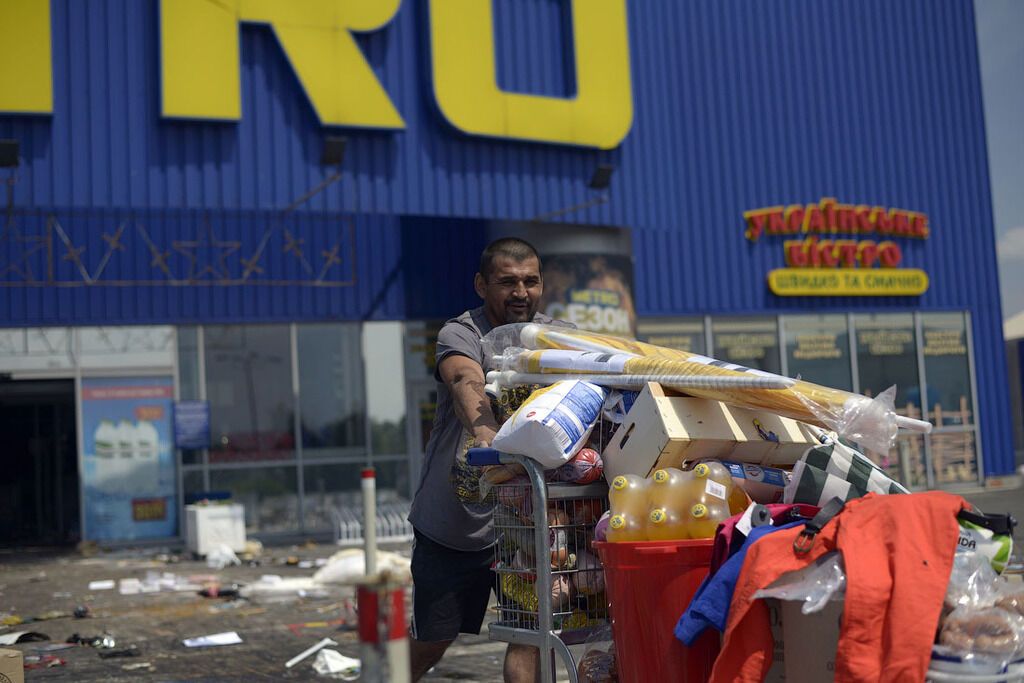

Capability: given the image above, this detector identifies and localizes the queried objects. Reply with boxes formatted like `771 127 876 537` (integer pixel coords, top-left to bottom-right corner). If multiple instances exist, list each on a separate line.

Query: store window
205 325 295 463
209 467 298 533
854 314 919 412
177 326 203 466
921 313 974 426
922 312 979 485
302 462 360 531
783 315 852 391
364 322 407 457
298 324 366 459
711 317 781 374
853 313 922 482
636 318 706 355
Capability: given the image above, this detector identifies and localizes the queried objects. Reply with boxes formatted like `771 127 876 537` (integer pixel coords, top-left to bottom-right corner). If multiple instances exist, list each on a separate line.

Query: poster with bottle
81 376 177 540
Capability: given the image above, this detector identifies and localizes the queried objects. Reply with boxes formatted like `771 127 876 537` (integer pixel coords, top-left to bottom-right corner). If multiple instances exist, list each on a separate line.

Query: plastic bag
994 580 1024 618
490 380 606 468
798 385 899 456
753 551 846 614
206 543 240 570
945 551 1000 613
939 605 1024 666
576 625 618 683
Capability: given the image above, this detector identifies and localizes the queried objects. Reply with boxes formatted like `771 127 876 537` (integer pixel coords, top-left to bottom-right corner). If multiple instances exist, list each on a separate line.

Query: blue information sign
174 400 210 450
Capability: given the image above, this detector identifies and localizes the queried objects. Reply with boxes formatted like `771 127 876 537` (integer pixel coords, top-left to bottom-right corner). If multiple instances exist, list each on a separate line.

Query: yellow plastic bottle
647 467 690 510
608 474 649 518
646 507 688 541
685 502 730 539
606 512 647 542
686 462 735 508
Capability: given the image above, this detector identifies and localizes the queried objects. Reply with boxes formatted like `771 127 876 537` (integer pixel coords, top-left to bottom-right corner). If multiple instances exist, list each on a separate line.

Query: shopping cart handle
467 447 503 466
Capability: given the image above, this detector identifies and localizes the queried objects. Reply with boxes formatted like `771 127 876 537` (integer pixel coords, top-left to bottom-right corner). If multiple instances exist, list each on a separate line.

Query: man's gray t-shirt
408 307 566 552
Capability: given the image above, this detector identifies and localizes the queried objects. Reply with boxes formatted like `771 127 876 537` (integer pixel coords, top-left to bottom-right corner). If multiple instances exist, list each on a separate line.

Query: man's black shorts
410 528 494 642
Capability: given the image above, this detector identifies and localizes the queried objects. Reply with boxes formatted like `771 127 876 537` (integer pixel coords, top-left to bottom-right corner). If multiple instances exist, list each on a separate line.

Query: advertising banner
81 377 177 540
489 223 637 337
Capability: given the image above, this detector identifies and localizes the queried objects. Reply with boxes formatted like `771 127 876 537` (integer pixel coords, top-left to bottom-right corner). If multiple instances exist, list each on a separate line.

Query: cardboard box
762 598 843 683
601 383 820 481
0 648 24 683
184 503 247 556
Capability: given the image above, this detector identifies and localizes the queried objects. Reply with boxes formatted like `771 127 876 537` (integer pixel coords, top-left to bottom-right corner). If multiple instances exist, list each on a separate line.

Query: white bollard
362 467 377 576
358 579 410 683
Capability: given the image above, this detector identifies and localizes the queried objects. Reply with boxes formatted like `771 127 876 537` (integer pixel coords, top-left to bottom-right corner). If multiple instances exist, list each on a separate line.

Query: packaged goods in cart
647 507 688 541
490 380 607 468
647 468 690 509
607 474 648 518
720 461 790 504
484 323 935 454
606 513 646 542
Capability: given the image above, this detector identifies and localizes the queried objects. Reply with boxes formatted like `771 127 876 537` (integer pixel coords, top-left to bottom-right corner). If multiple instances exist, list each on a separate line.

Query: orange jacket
710 491 965 683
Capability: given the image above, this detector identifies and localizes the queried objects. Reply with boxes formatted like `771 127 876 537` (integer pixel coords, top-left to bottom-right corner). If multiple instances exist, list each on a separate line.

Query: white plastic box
184 503 247 556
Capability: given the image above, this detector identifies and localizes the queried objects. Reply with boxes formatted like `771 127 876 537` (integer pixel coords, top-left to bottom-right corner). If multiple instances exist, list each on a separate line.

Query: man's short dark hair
479 238 541 281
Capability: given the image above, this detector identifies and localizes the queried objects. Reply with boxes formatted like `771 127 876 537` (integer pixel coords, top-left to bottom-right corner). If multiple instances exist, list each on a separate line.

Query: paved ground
1 480 1020 682
0 542 516 682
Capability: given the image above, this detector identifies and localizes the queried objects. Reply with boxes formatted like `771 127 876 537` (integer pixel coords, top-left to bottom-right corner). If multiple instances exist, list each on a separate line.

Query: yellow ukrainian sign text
0 0 52 114
768 268 929 297
429 0 633 149
159 0 404 128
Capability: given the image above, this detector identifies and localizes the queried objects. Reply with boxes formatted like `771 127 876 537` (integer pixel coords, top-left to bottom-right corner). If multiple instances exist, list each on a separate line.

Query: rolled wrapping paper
509 324 932 453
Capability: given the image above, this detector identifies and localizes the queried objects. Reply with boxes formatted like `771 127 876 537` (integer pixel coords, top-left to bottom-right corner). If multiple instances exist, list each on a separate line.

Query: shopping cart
468 448 610 683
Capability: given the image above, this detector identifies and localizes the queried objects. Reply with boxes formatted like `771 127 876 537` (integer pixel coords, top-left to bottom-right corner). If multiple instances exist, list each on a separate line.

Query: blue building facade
0 0 1010 542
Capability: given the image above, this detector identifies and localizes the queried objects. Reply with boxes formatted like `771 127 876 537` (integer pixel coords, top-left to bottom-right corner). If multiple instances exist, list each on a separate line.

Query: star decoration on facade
173 218 241 282
240 255 264 278
62 242 85 263
91 222 130 281
0 221 47 282
135 223 172 278
317 243 343 281
283 228 313 274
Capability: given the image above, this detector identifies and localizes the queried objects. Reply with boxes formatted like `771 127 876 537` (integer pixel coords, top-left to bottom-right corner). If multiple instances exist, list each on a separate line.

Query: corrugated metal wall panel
0 0 1011 473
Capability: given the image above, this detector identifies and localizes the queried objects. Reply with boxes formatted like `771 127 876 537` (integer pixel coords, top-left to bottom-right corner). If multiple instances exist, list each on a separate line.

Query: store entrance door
0 379 79 546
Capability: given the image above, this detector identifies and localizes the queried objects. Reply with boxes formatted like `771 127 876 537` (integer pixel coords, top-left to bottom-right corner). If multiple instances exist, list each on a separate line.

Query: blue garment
675 521 804 645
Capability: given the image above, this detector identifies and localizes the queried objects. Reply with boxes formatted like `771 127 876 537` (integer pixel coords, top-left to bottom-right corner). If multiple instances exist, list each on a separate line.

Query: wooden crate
601 382 820 481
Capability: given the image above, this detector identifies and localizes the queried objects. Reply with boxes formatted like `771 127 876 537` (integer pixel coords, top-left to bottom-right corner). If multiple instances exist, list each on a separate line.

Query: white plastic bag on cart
490 380 606 468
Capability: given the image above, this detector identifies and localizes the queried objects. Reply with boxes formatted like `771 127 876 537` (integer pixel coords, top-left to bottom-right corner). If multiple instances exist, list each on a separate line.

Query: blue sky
976 0 1024 321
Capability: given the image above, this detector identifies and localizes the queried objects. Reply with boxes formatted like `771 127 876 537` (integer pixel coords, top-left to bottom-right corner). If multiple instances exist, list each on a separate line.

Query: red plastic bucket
594 539 719 683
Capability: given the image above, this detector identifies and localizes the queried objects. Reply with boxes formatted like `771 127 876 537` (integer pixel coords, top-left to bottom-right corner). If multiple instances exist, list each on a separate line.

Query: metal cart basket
469 448 610 683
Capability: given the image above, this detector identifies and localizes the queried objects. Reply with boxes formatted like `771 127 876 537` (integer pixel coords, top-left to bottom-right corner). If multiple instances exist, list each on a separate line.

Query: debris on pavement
206 544 241 570
182 631 243 648
87 580 115 591
312 649 361 680
23 653 66 669
0 631 49 645
67 633 116 649
73 605 91 619
285 637 337 668
122 661 154 672
197 583 241 598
